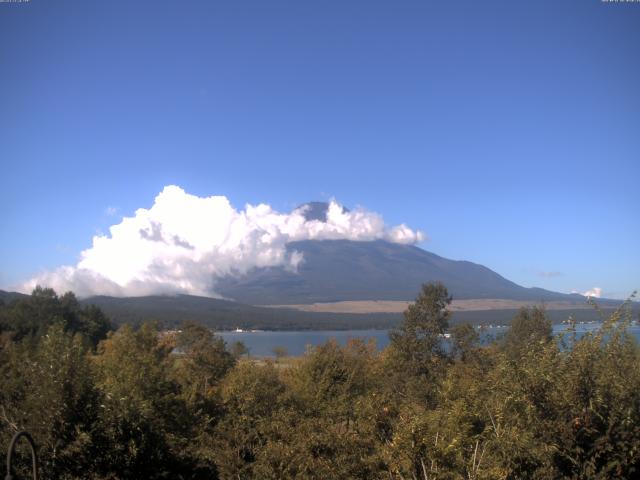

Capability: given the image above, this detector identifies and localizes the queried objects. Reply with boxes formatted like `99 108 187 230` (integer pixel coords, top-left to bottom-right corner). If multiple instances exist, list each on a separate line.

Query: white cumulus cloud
21 186 426 298
582 287 602 298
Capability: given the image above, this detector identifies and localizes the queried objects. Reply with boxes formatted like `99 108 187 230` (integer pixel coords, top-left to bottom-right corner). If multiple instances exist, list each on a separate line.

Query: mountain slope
215 239 581 305
0 290 28 304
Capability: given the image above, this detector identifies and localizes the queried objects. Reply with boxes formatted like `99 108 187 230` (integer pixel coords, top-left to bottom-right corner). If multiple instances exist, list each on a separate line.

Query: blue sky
1 0 638 299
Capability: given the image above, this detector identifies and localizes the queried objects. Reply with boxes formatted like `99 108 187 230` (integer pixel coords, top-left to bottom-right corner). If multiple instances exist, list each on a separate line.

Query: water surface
219 323 640 357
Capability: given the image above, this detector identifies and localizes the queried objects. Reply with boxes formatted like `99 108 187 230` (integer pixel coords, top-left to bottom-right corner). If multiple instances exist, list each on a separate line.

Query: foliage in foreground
0 285 639 479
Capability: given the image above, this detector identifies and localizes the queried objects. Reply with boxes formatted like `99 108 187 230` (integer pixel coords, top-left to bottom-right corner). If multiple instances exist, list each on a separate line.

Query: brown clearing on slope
261 299 592 314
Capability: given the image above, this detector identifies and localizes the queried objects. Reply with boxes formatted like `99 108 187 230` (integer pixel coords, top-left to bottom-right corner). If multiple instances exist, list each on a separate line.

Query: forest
0 284 638 479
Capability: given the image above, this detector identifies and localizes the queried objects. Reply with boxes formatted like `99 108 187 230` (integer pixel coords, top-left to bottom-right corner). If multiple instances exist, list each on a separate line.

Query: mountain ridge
215 239 587 305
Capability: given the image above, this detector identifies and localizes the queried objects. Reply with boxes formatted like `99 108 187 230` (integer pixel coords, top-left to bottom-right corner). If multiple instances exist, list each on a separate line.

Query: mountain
0 290 28 304
212 201 595 305
215 239 583 305
2 202 623 329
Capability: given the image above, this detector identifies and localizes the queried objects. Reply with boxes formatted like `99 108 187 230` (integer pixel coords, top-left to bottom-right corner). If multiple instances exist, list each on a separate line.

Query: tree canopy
1 286 639 479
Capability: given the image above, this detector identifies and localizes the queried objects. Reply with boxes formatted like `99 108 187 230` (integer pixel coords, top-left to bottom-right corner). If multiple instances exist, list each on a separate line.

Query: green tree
213 361 286 479
93 322 197 479
0 287 111 346
288 339 377 421
450 323 480 362
386 282 452 402
272 345 288 362
503 306 552 359
0 323 102 479
175 321 235 402
230 340 249 359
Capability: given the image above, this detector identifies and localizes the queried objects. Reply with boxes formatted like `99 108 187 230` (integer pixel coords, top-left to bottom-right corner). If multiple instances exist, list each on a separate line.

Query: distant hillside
215 239 586 305
0 290 28 304
79 294 627 331
80 294 402 331
3 289 628 331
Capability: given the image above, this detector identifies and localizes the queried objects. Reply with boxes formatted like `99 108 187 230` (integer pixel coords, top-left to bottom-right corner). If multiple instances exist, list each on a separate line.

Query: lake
219 323 640 357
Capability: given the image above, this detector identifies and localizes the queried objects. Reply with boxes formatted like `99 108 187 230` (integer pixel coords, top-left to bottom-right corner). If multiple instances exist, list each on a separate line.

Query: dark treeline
1 284 639 479
81 294 404 331
4 289 625 332
28 291 625 331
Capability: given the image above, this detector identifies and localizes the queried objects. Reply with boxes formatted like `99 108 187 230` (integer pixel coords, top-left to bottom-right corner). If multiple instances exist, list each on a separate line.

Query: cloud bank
582 287 602 299
22 186 425 298
572 287 603 298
